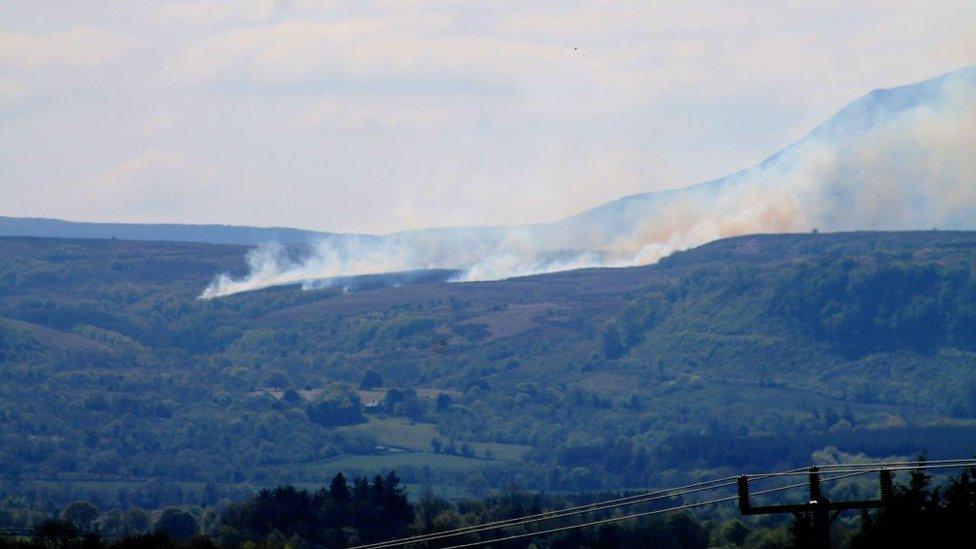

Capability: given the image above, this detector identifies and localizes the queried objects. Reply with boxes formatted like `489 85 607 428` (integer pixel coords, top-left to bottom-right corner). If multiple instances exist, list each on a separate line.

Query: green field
340 416 532 461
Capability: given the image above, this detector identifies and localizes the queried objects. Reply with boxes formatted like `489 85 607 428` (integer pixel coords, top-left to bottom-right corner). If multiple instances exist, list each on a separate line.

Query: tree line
3 464 976 548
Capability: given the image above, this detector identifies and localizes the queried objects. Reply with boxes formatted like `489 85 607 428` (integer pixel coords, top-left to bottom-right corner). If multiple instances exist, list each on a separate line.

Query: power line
353 461 976 549
446 493 741 548
356 469 865 549
350 476 742 549
354 466 824 549
444 470 871 549
745 461 976 478
737 461 976 549
809 458 976 469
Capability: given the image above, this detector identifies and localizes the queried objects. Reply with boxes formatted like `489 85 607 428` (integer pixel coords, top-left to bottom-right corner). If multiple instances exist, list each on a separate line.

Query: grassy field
341 416 533 461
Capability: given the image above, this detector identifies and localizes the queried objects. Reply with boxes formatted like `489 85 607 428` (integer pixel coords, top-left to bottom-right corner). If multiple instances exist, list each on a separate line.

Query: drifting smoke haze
201 67 976 298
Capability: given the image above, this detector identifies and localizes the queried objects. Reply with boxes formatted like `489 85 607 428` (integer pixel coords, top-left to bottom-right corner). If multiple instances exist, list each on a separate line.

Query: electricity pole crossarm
737 467 892 549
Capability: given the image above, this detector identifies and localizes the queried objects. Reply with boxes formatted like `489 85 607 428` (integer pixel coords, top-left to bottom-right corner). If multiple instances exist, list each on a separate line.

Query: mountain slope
2 231 976 500
5 66 975 296
202 64 976 295
553 64 976 250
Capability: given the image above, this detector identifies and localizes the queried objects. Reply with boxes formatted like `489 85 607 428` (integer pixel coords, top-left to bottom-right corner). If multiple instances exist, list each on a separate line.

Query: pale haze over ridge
1 1 974 234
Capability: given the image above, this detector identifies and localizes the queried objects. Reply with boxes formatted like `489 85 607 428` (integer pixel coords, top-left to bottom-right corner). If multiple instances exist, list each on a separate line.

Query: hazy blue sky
1 1 973 234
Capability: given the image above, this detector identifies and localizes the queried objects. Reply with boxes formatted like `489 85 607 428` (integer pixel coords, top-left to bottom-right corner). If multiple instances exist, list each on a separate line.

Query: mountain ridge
555 64 976 239
4 64 974 298
3 65 973 251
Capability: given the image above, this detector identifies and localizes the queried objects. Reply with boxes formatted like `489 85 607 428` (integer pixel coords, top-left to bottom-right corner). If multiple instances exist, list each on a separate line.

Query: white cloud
85 150 194 188
153 2 973 125
153 0 286 25
294 95 471 131
1 2 973 236
159 16 578 85
78 150 221 218
0 26 136 68
159 18 387 83
139 113 176 135
0 76 26 103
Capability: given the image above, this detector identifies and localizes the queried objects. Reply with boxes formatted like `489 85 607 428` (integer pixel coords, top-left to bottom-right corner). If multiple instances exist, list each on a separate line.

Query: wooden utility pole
738 467 894 549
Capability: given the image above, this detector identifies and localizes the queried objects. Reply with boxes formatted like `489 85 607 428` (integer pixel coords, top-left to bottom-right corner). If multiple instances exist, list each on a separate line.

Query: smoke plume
202 67 976 298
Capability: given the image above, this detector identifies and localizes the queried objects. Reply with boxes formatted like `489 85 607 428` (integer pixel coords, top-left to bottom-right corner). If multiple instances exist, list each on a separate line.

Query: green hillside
1 231 975 509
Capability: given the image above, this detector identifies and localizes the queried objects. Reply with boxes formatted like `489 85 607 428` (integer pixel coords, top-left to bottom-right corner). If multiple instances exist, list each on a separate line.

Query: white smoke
202 67 976 299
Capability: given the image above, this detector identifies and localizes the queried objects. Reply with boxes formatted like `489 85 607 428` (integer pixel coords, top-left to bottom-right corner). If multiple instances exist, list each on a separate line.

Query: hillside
6 66 974 299
551 65 976 246
1 231 976 509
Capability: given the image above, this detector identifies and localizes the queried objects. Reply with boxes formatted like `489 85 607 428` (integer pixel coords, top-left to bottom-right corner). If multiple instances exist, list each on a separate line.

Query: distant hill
2 230 976 504
5 66 974 288
549 64 976 248
0 216 338 245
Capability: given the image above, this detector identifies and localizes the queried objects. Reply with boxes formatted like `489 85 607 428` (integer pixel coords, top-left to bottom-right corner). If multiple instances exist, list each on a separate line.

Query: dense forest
1 231 976 512
1 463 973 548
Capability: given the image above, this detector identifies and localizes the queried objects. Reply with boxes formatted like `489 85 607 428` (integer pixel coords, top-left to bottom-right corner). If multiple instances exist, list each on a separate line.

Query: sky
1 1 974 234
